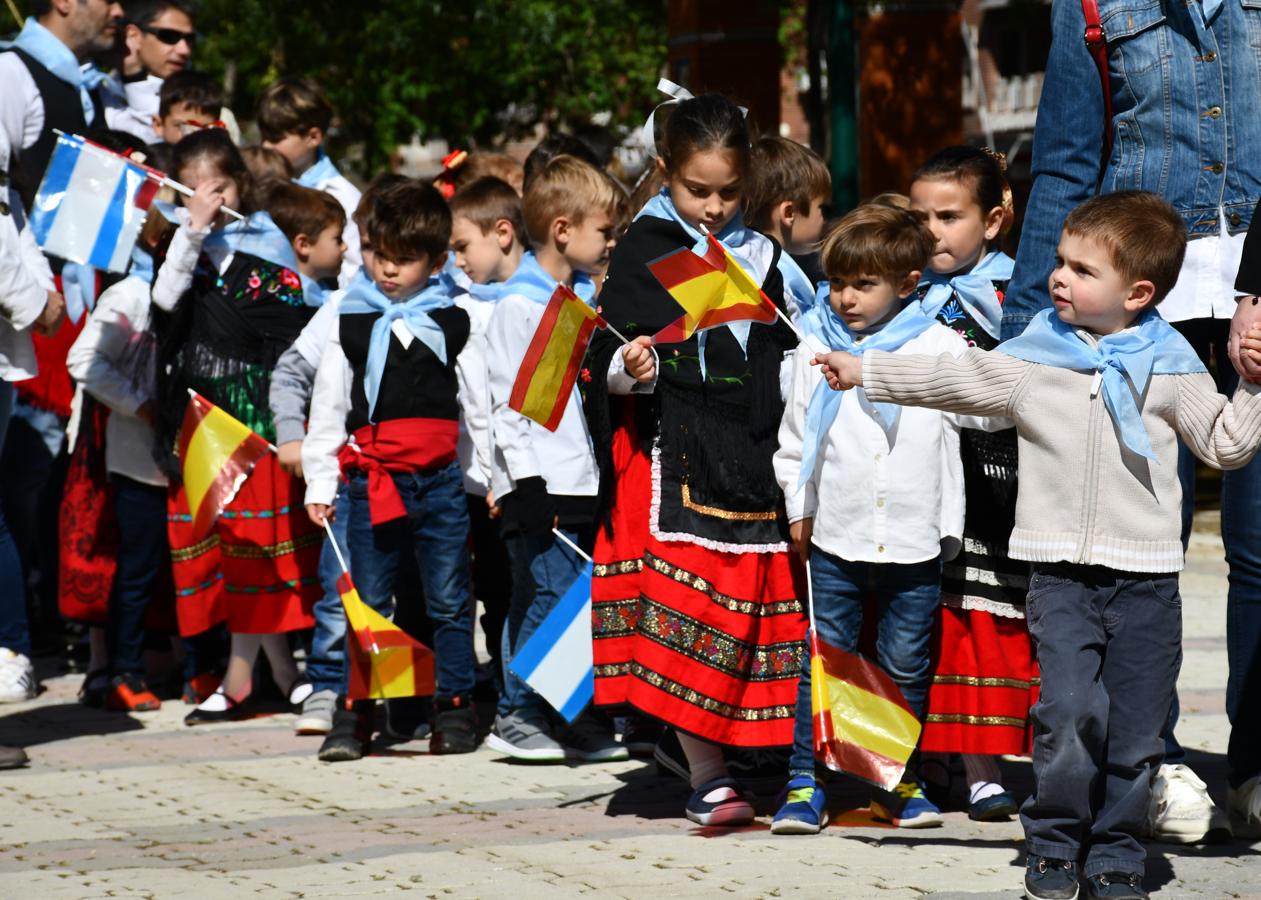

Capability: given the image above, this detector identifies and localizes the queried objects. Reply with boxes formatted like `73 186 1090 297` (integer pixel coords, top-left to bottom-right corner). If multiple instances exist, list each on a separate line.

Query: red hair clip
434 149 468 199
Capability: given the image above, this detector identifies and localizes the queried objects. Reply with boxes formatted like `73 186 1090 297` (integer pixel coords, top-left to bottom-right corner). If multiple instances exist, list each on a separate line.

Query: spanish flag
649 234 778 343
509 284 605 431
340 572 436 700
176 391 272 538
811 630 922 791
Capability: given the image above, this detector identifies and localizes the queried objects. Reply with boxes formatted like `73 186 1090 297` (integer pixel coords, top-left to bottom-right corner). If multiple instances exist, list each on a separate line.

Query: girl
587 95 806 825
150 129 320 726
907 146 1035 820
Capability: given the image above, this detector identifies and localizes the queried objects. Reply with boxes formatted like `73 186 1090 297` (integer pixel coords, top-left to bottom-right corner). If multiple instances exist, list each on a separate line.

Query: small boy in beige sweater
817 191 1261 900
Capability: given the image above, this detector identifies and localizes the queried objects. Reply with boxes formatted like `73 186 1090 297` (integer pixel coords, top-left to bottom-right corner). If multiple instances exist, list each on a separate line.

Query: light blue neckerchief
339 275 455 422
778 251 820 318
503 251 596 305
61 262 96 324
203 211 299 271
998 308 1207 461
296 150 341 189
919 251 1014 341
127 244 154 285
796 299 935 489
9 18 97 124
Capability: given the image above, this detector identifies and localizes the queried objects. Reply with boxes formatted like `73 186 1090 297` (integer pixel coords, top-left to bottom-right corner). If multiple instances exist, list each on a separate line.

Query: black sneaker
1025 855 1079 900
318 700 373 762
1084 873 1147 899
383 696 431 740
429 694 478 754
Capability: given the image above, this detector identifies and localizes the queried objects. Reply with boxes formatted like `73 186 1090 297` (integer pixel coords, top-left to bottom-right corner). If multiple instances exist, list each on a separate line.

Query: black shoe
184 689 251 725
383 696 431 741
78 669 109 708
429 694 478 754
1025 855 1079 900
652 728 689 780
1084 873 1147 899
619 715 662 758
318 700 373 762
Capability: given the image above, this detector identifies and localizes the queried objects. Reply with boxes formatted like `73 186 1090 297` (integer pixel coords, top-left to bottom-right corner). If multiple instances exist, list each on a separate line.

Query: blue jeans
0 383 27 656
1021 565 1182 880
788 549 942 778
307 482 351 694
107 475 168 677
498 526 591 719
344 463 474 699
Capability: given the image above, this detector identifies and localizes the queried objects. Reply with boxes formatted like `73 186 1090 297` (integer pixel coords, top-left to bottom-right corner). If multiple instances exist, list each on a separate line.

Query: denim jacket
1004 0 1261 338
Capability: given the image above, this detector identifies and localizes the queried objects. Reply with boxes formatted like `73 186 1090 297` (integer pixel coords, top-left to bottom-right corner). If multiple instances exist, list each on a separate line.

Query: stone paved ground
0 524 1258 899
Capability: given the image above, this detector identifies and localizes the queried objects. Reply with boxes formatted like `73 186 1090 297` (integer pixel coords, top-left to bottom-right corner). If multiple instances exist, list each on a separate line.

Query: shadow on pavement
0 701 144 747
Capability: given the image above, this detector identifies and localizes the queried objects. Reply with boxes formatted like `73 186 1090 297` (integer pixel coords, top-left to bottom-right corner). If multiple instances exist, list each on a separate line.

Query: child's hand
789 517 813 563
1242 325 1261 364
623 336 656 383
187 179 226 231
277 440 304 479
34 290 65 337
306 502 334 526
811 351 864 391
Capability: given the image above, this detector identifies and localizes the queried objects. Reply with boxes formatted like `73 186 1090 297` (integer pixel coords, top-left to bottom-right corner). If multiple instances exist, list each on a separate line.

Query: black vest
340 306 470 432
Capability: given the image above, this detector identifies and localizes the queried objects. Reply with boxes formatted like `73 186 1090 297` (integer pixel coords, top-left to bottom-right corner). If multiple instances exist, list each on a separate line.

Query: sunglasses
139 25 197 48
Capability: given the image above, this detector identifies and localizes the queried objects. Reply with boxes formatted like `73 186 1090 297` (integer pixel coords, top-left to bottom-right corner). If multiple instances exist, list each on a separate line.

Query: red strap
1081 0 1114 155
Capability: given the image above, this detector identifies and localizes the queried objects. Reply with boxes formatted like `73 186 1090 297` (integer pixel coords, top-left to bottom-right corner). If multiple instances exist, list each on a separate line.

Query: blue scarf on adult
9 18 98 124
998 308 1207 461
338 274 455 422
503 251 595 305
796 299 935 489
296 150 341 190
919 251 1014 341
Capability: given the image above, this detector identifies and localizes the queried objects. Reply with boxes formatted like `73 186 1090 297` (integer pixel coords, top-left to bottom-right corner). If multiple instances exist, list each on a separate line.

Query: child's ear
304 126 324 149
494 218 515 251
151 114 163 132
551 215 570 248
654 157 668 179
431 249 449 273
293 233 313 260
899 270 922 298
983 205 1005 242
1124 278 1157 313
778 200 796 228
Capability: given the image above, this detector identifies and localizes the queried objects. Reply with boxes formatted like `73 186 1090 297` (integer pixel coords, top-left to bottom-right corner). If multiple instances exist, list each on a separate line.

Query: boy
743 136 832 315
771 203 1001 835
819 192 1261 900
266 182 347 287
449 176 526 287
485 155 642 762
258 77 362 286
152 71 223 145
301 179 477 760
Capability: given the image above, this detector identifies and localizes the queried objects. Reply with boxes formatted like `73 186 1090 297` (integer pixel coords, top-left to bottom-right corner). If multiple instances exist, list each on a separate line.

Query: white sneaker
1228 775 1261 839
294 689 337 735
1148 763 1229 843
0 649 35 703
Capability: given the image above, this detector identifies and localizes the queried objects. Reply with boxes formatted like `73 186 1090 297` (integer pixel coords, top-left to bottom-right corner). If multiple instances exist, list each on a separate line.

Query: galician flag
340 572 436 700
648 233 778 343
508 560 594 722
509 284 605 431
29 133 162 273
176 391 272 539
811 630 923 791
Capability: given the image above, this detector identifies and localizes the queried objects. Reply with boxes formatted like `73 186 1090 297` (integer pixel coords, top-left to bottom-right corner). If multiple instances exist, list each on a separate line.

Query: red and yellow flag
811 631 923 791
176 391 272 538
339 572 436 700
648 233 778 343
509 284 605 431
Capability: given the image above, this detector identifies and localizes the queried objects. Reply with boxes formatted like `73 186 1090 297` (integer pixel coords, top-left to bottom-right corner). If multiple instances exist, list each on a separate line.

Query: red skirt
168 453 320 636
919 605 1039 755
593 418 807 747
58 398 119 625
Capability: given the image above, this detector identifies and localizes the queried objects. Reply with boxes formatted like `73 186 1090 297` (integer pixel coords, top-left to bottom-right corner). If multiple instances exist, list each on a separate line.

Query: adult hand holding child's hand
811 351 863 391
623 336 656 383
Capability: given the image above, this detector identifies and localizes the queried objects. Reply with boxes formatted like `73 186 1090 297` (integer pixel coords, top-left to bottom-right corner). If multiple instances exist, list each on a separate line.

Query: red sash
337 417 458 525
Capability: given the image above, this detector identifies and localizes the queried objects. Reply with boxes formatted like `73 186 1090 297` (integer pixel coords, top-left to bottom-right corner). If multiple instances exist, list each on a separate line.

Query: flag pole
319 516 379 654
551 527 594 564
601 320 633 346
185 387 278 451
805 557 816 635
696 221 807 344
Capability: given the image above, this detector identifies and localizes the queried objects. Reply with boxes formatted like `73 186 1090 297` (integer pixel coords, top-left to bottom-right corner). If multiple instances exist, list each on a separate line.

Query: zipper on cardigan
1076 387 1103 562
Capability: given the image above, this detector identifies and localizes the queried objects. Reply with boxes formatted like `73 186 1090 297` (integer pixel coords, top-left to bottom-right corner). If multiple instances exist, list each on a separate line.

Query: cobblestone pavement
0 526 1257 899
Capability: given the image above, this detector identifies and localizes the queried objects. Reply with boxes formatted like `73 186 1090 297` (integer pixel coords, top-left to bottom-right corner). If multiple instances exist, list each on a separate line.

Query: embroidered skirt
167 453 320 636
593 419 807 747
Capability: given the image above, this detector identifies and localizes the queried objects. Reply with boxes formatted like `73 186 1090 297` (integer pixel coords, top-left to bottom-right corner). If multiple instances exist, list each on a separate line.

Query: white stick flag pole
696 221 807 343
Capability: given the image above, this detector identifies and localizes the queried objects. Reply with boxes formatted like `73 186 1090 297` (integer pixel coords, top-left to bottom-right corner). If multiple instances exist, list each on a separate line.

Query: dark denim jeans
344 463 475 700
0 383 26 656
307 481 351 695
469 493 511 678
788 548 941 778
498 525 591 719
107 475 169 677
1021 565 1182 879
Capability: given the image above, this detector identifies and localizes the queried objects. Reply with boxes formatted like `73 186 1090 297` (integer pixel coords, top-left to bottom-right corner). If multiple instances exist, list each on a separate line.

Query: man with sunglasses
105 0 196 145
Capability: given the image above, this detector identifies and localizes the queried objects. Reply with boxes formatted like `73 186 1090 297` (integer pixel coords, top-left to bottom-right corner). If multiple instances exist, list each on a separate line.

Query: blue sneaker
870 780 944 828
771 775 828 834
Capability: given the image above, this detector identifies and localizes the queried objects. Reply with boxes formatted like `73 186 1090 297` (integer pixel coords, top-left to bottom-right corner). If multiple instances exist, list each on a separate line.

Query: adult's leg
0 385 29 657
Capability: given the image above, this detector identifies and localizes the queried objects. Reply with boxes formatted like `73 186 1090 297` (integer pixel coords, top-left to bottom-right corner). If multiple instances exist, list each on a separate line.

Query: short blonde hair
820 203 936 282
1062 191 1186 303
522 155 627 248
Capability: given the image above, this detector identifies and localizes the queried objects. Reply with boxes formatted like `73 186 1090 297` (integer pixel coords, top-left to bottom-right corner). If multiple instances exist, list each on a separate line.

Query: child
257 77 362 287
819 191 1261 900
241 145 294 182
585 94 805 824
151 129 320 725
906 146 1032 821
447 176 526 685
771 203 1004 833
484 155 630 763
743 136 832 315
265 181 348 288
302 179 478 760
152 71 224 145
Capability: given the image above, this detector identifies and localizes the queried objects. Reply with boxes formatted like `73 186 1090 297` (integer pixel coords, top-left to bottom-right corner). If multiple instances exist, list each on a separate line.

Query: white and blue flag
508 561 595 723
29 133 160 274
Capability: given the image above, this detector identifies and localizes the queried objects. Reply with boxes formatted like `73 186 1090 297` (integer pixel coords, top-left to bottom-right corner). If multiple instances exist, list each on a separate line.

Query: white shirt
454 294 495 496
64 275 165 486
1159 212 1248 322
774 325 1008 564
103 74 161 145
485 291 599 502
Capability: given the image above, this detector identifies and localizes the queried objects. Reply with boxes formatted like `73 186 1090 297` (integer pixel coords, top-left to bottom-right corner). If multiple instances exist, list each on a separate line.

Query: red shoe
182 672 221 705
105 674 161 712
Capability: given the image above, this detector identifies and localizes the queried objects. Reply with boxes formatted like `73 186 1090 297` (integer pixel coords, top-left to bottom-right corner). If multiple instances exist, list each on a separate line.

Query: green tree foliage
194 0 667 173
